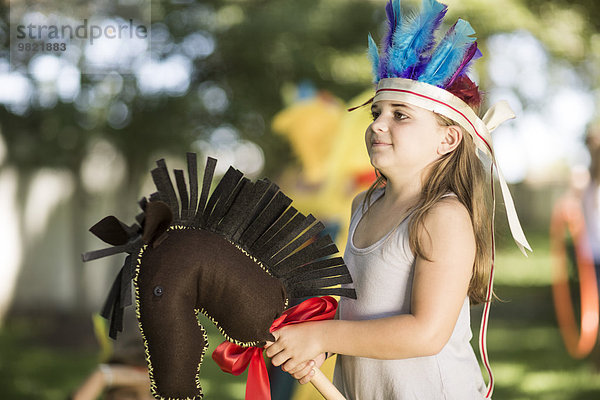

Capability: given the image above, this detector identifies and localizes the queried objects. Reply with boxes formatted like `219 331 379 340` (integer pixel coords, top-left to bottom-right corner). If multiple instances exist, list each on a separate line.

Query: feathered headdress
369 0 480 89
360 1 532 398
363 0 530 256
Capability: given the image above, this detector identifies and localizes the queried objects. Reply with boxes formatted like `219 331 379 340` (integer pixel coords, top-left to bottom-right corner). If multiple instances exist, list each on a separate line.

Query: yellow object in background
92 312 113 363
272 90 375 251
272 89 375 399
272 92 345 184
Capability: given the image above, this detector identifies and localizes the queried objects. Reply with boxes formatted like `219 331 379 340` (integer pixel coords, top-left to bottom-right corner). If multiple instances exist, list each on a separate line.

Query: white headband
374 78 531 255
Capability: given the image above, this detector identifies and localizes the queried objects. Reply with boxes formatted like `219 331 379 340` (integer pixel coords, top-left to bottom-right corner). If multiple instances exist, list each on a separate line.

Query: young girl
265 0 531 399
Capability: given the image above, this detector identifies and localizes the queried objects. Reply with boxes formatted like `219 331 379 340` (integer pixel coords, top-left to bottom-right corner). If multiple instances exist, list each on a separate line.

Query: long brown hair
363 115 492 304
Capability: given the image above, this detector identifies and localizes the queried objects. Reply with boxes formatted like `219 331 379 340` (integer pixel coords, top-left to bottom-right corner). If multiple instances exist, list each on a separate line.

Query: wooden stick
310 368 346 400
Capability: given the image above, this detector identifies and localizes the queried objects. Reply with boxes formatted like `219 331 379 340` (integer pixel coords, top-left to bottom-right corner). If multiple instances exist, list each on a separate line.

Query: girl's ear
437 125 463 155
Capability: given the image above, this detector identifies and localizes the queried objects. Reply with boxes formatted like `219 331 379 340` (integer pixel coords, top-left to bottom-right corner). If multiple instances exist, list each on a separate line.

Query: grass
0 318 98 400
2 231 600 399
0 314 248 400
479 232 600 399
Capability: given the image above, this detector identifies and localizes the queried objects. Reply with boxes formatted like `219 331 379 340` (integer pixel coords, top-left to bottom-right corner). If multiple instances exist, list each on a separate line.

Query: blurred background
1 0 600 399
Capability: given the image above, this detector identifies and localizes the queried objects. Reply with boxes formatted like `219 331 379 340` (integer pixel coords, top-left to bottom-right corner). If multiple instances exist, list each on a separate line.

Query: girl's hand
264 321 324 373
287 353 327 384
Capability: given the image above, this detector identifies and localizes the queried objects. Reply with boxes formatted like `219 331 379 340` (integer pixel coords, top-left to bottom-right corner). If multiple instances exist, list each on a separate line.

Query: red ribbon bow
212 296 338 400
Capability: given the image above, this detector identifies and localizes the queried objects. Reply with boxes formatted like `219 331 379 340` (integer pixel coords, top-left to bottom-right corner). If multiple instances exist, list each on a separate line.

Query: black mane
83 153 356 339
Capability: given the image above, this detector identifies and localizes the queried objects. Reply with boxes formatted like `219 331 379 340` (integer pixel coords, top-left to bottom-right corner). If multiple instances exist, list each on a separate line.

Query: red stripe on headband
482 163 496 398
375 88 493 155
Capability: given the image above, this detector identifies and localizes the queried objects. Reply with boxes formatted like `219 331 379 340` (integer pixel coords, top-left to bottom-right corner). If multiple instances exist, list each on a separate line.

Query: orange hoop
550 196 599 358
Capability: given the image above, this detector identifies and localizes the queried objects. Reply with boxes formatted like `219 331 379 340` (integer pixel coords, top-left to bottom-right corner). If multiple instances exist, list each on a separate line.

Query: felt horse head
83 154 356 399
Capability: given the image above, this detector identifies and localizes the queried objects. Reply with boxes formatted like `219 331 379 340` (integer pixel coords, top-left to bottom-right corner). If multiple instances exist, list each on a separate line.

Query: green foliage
0 319 97 400
2 0 600 176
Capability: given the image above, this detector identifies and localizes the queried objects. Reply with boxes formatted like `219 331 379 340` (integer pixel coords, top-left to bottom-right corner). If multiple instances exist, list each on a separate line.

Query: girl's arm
266 197 475 371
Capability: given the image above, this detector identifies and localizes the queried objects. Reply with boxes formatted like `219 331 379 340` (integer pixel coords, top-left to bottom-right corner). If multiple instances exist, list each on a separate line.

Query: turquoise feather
386 0 447 77
418 19 476 87
392 0 402 28
368 33 381 83
379 0 403 78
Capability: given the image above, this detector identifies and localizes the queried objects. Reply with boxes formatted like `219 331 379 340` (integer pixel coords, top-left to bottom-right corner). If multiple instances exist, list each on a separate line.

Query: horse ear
142 201 173 246
89 216 130 246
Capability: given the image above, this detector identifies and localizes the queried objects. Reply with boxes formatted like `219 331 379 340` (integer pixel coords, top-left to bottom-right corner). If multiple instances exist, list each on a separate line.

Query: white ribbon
483 103 532 255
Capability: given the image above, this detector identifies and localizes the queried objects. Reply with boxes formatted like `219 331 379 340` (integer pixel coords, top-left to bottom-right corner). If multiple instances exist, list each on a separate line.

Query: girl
265 0 531 399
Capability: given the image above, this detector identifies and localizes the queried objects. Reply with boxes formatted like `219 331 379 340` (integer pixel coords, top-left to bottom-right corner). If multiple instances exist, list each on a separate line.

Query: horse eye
153 285 164 297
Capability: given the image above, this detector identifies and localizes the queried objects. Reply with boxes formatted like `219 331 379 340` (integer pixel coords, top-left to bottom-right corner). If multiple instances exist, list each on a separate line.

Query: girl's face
366 100 447 177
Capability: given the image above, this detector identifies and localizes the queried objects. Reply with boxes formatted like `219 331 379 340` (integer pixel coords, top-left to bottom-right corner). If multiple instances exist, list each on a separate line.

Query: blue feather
379 0 403 78
392 0 402 28
383 0 402 51
368 33 380 83
419 19 476 87
386 0 447 78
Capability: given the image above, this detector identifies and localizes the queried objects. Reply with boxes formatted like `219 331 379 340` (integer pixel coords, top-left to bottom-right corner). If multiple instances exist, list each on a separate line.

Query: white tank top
333 188 486 399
